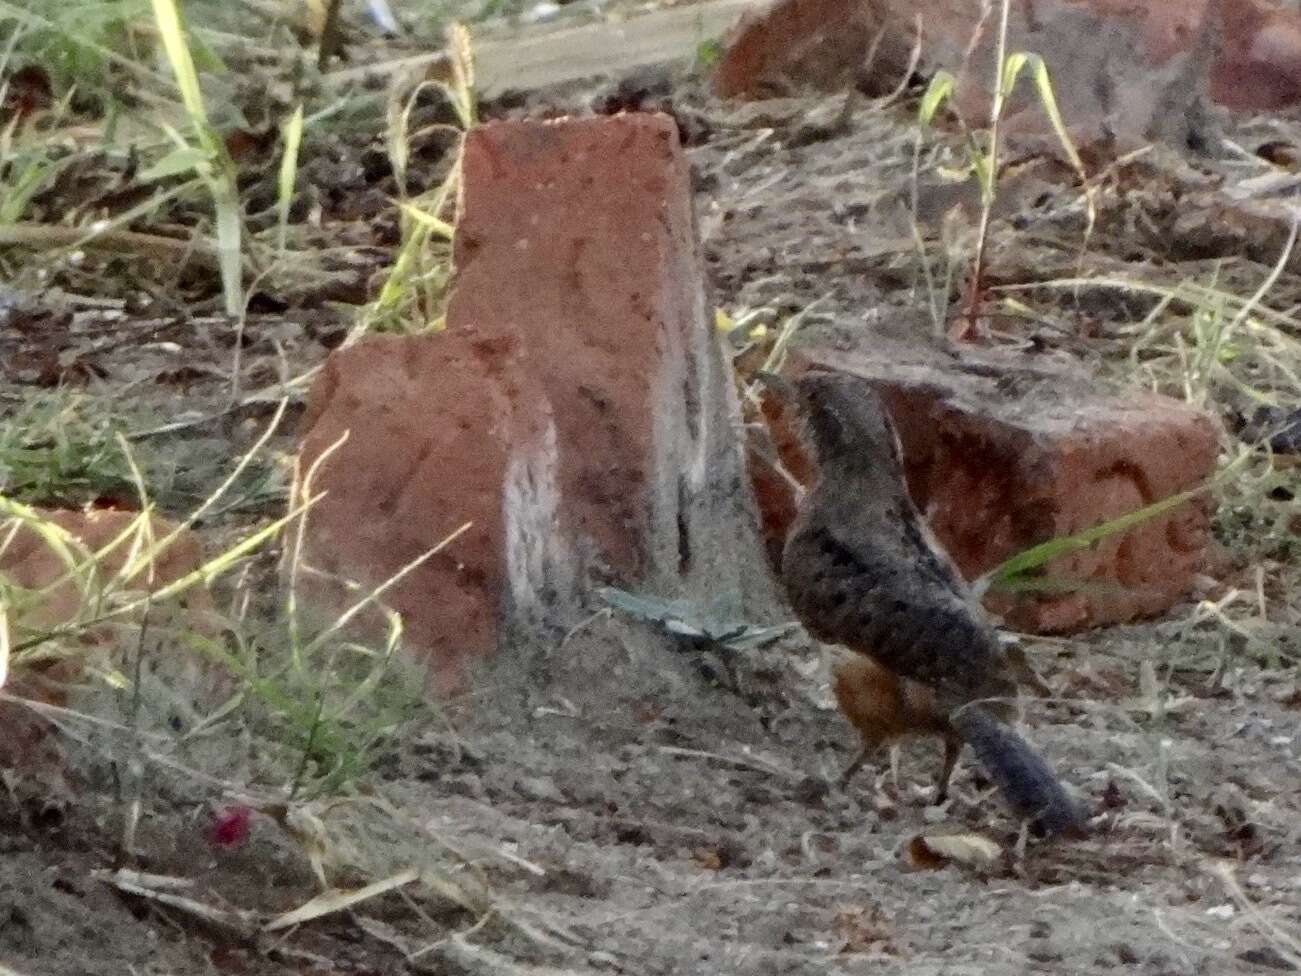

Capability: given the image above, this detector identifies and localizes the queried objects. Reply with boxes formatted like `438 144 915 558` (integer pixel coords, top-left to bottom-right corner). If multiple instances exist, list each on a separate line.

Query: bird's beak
752 370 798 404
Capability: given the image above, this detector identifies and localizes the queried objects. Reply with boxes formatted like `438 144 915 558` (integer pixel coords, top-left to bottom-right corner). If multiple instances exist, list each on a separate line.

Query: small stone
515 775 565 804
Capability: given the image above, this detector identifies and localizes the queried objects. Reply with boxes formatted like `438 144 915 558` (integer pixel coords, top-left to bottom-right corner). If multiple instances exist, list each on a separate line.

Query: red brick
758 346 1220 632
712 0 884 98
296 114 772 687
294 332 553 690
0 508 211 635
715 0 1301 143
448 114 766 598
1211 0 1301 109
0 508 214 774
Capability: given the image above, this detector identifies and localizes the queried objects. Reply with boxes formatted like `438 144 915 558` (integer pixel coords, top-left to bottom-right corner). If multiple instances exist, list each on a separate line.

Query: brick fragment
757 345 1220 633
712 0 884 99
295 332 557 689
0 507 213 773
715 0 1301 144
0 507 210 635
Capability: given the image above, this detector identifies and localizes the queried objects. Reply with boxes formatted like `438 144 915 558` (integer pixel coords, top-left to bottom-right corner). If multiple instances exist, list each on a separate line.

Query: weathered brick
0 507 210 634
296 113 775 687
715 0 1301 144
712 0 885 99
756 345 1220 632
451 113 771 608
0 507 213 772
294 332 551 689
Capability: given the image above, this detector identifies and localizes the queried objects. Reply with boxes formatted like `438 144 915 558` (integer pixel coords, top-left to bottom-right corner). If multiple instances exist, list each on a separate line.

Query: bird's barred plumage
772 368 1087 837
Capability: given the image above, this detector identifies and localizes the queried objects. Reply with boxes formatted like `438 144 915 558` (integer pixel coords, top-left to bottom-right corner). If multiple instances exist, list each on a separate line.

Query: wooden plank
334 0 756 95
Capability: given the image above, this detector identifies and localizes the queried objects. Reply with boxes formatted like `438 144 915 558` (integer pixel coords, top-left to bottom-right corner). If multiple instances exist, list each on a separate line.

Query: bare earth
3 28 1301 976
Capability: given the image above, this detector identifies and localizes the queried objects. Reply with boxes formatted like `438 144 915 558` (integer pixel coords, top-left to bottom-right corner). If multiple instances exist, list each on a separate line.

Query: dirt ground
6 615 1300 975
4 29 1301 976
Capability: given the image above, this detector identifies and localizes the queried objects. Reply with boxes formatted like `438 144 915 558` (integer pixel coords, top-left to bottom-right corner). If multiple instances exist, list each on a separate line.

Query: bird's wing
783 522 1007 702
896 508 972 598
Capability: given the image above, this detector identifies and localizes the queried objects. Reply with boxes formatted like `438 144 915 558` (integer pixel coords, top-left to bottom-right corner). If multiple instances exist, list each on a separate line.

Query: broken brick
0 507 214 773
296 113 775 688
759 344 1220 633
0 507 211 636
715 0 1301 146
712 0 885 99
294 332 542 690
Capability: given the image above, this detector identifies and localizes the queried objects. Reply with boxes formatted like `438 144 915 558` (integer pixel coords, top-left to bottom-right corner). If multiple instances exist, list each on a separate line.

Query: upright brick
447 114 770 605
296 114 776 687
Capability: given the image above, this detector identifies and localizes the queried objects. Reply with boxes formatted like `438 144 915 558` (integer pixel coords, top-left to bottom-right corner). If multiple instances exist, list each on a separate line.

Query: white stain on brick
502 405 573 620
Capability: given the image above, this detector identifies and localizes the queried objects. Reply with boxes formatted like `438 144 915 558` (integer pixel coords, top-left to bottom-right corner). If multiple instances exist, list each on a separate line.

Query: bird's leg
839 747 870 789
934 736 962 805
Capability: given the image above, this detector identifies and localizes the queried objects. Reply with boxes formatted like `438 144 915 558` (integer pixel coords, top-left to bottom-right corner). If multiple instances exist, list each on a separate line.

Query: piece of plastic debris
208 805 252 848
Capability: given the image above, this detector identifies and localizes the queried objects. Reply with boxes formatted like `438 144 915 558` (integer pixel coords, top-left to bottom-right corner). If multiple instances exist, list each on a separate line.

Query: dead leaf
2 64 53 121
691 847 724 871
1256 141 1301 169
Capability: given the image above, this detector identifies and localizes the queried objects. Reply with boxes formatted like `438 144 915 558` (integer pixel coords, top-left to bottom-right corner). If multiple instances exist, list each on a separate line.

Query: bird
829 653 962 800
760 367 1087 838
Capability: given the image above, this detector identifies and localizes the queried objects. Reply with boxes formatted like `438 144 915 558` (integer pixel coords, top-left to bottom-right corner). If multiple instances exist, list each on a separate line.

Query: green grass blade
277 104 305 255
986 450 1252 587
918 70 954 126
397 200 455 239
1022 53 1086 178
149 0 207 125
138 145 210 183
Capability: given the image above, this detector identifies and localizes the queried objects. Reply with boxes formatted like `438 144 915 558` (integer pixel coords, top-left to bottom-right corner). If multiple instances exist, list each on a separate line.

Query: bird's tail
948 704 1088 838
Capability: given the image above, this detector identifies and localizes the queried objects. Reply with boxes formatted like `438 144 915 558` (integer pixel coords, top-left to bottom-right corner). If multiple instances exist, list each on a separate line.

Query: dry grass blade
294 519 471 660
960 0 1015 328
1207 861 1301 967
265 867 420 932
98 868 259 938
0 207 217 269
445 22 478 129
656 744 801 780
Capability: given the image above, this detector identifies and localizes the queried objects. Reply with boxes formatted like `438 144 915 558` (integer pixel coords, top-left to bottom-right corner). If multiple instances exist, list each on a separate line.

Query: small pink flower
208 805 252 848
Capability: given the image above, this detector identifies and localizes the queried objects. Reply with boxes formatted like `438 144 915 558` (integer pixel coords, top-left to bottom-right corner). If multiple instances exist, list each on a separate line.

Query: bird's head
755 368 903 473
